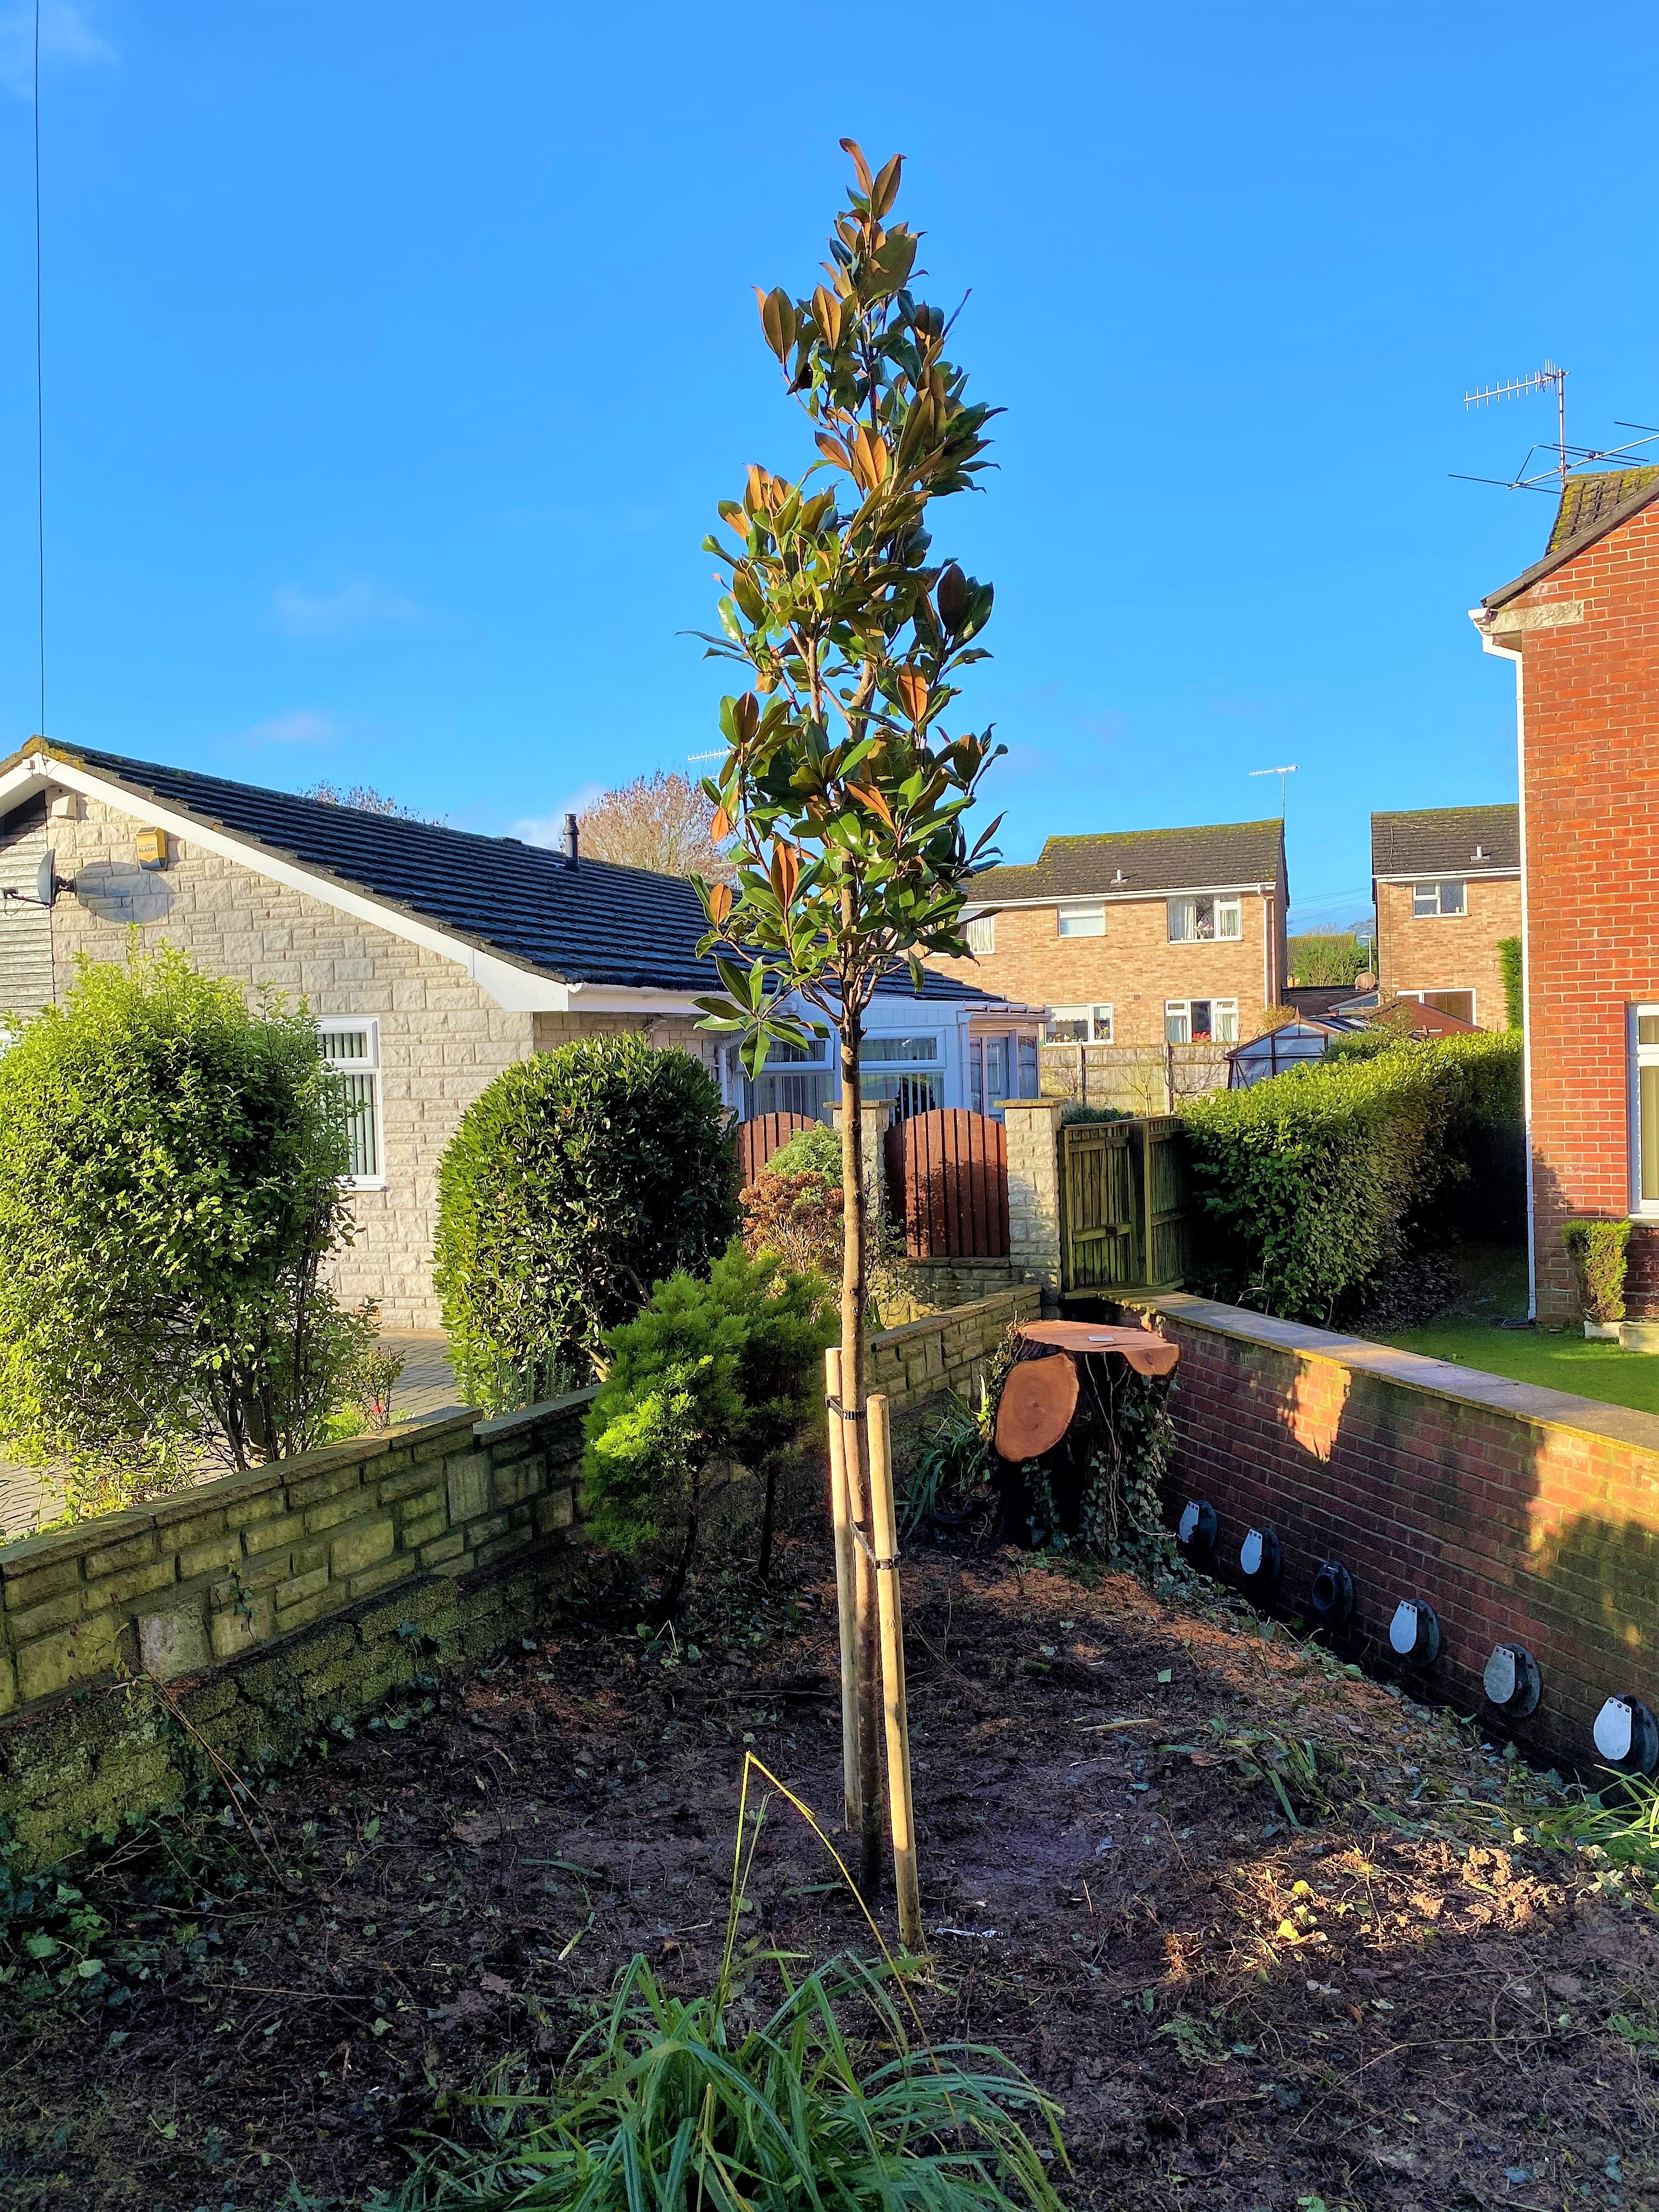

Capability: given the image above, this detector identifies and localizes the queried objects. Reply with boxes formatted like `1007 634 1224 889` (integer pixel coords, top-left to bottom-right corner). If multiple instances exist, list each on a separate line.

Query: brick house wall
43 802 727 1330
1481 501 1659 1322
1374 874 1521 1030
927 890 1284 1045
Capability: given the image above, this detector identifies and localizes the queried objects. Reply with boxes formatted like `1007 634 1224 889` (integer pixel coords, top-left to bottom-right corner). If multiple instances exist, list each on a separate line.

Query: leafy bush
434 1034 739 1407
1499 935 1524 1030
766 1122 840 1179
741 1168 845 1279
1180 1032 1523 1323
0 944 366 1504
1562 1218 1630 1323
394 1948 1065 2212
1287 932 1369 986
582 1244 833 1599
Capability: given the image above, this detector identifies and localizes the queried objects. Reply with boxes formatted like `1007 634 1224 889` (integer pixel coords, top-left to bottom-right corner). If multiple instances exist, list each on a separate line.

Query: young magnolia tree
692 137 1002 1425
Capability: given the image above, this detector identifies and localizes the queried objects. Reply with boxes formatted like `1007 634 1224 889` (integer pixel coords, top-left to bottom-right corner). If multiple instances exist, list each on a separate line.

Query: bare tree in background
577 770 735 879
303 782 444 824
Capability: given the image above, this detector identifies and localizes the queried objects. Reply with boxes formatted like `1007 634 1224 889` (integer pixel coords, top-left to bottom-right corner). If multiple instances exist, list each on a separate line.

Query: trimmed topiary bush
1499 935 1524 1031
1180 1031 1522 1324
0 943 365 1510
1562 1218 1630 1324
433 1034 740 1407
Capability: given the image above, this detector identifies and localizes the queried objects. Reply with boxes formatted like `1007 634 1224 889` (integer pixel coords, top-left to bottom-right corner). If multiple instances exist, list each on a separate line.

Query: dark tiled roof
15 743 1003 1006
967 819 1284 904
1370 803 1519 877
1484 466 1659 610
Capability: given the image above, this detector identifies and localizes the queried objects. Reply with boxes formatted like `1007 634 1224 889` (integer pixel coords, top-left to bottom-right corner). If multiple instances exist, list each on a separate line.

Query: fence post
1002 1097 1065 1310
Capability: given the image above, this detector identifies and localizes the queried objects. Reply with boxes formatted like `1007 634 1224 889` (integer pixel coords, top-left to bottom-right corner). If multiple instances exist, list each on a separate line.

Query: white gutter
1469 610 1534 1321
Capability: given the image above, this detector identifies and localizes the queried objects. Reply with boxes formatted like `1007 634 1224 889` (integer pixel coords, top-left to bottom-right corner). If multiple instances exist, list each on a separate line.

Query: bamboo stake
824 1346 861 1833
847 1391 883 1901
866 1391 924 1953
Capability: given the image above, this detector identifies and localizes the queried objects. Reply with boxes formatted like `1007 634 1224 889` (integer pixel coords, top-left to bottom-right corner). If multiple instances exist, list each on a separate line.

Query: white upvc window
320 1018 385 1186
1411 879 1467 918
1165 998 1238 1045
1043 1003 1114 1044
1634 1007 1659 1215
1167 894 1243 943
1056 901 1105 938
964 913 996 955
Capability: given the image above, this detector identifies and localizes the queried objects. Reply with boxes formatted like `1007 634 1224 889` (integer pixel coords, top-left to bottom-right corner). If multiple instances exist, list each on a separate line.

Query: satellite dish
36 852 54 908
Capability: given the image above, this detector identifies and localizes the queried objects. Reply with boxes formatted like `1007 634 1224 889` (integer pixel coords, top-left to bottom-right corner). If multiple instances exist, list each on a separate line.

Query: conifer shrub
1562 1218 1630 1324
1179 1031 1522 1323
433 1035 739 1408
1499 935 1525 1030
0 944 365 1506
581 1244 833 1598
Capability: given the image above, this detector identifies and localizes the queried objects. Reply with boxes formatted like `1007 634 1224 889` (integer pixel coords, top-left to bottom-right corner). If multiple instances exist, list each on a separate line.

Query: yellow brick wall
928 892 1282 1044
1375 876 1521 1029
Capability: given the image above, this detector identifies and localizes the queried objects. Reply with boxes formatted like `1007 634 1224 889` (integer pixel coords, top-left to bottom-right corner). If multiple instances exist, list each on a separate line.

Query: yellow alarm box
134 827 167 871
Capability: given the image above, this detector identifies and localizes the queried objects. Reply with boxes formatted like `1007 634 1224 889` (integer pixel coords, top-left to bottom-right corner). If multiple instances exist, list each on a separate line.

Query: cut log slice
995 1352 1080 1460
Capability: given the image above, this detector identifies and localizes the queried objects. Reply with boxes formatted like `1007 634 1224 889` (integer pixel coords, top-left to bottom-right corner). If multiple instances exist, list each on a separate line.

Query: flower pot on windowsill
1584 1319 1622 1342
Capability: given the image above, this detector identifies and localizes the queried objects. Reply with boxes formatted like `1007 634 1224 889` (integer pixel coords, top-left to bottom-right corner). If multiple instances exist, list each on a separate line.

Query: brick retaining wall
871 1287 1040 1411
1123 1293 1658 1768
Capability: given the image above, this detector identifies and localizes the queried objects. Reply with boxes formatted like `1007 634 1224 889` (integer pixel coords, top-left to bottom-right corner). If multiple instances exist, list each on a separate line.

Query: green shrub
1286 932 1369 987
434 1035 739 1407
0 944 364 1508
766 1121 840 1179
1562 1218 1630 1323
1499 935 1524 1030
582 1244 833 1599
393 1948 1065 2212
1179 1032 1522 1323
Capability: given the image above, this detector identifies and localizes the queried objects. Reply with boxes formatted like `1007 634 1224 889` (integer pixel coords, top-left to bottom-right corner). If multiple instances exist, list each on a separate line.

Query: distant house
1472 465 1659 1324
0 743 1037 1327
930 819 1289 1052
1370 804 1520 1030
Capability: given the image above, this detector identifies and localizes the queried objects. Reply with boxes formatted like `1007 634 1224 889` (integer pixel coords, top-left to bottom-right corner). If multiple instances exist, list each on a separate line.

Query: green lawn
1368 1242 1659 1417
1373 1316 1659 1417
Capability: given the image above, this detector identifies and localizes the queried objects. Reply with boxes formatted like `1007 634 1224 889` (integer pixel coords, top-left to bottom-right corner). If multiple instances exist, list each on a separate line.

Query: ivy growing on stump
690 142 1002 1894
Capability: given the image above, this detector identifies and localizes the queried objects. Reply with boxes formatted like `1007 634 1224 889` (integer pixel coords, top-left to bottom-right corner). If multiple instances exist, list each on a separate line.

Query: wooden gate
884 1108 1009 1259
1060 1115 1190 1297
735 1111 821 1187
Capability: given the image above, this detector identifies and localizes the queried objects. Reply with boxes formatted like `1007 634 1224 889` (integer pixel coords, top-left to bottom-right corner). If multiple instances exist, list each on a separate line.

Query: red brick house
1472 465 1659 1322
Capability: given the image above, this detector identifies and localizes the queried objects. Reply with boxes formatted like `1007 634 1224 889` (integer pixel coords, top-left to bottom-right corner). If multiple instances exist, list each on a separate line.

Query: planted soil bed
3 1539 1656 2211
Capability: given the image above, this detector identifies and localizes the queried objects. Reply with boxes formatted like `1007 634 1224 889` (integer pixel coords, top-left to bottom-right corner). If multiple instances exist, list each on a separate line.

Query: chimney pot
564 812 579 870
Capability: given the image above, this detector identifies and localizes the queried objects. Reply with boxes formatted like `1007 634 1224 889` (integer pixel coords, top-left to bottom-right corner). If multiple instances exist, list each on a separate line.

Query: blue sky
1 2 1654 930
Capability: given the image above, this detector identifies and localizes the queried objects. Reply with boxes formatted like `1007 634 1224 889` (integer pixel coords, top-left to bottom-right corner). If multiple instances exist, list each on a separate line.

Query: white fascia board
1 752 589 1014
1374 867 1520 884
963 882 1274 915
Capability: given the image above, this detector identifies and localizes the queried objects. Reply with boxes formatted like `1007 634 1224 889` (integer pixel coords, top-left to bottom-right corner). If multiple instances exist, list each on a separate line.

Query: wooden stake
824 1346 861 1833
866 1391 924 1953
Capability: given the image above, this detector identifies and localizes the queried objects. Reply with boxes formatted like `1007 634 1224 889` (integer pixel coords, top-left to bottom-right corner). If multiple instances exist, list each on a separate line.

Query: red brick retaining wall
1123 1294 1658 1768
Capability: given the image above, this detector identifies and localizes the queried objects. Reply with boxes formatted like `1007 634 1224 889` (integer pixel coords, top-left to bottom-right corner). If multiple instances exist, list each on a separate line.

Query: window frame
964 913 996 955
1633 1005 1659 1218
1165 998 1239 1045
1167 894 1243 944
1397 988 1477 1024
1411 879 1468 919
319 1017 386 1189
1042 1003 1114 1045
1056 900 1105 938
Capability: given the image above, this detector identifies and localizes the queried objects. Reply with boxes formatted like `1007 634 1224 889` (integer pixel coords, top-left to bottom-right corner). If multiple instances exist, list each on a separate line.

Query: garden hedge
1178 1031 1522 1323
433 1033 740 1408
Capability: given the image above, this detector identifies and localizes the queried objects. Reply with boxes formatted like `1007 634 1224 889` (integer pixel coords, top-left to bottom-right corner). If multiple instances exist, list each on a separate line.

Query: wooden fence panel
1059 1115 1192 1297
735 1111 821 1187
884 1109 1010 1259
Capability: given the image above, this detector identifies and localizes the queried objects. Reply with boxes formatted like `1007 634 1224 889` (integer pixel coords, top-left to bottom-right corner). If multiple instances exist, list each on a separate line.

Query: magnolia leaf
811 285 843 349
870 154 904 219
895 668 928 724
758 287 797 360
706 883 734 927
839 137 874 195
848 782 895 829
710 806 733 843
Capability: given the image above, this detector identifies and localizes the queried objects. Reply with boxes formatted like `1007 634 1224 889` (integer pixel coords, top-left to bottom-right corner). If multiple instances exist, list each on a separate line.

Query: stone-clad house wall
46 797 538 1328
1375 874 1521 1030
927 892 1282 1044
42 802 730 1329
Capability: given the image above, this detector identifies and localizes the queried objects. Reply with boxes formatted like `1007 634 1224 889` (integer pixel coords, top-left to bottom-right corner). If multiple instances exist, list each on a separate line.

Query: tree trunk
839 1017 883 1902
757 1457 778 1582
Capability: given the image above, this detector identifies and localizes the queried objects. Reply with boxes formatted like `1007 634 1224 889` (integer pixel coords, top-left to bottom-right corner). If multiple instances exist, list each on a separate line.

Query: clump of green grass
393 1947 1066 2211
1533 1770 1659 1877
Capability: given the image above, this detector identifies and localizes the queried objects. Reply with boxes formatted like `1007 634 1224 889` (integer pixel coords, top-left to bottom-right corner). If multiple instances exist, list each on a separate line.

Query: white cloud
229 709 336 750
271 577 421 641
0 1 114 99
510 784 605 846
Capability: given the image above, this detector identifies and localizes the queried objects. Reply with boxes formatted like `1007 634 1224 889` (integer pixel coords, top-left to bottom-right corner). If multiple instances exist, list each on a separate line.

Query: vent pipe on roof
564 812 579 871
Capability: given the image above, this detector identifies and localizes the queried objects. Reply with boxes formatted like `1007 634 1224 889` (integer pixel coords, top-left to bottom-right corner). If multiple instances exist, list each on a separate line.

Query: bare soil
3 1537 1656 2212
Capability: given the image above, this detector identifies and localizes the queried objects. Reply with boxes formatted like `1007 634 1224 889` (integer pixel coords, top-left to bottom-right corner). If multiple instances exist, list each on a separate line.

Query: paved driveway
0 1333 465 1542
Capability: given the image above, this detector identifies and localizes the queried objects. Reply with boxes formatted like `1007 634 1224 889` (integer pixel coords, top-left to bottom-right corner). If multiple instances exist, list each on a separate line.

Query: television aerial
1452 361 1659 492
